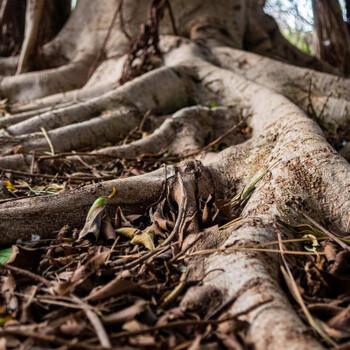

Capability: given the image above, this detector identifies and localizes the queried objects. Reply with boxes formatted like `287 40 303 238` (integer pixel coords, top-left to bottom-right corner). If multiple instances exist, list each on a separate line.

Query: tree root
0 105 246 171
0 167 172 244
213 46 350 140
2 15 350 349
1 60 92 102
3 65 191 137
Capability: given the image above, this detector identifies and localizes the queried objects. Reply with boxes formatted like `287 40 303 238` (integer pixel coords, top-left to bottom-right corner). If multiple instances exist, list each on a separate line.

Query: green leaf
303 234 319 252
86 197 108 218
78 187 117 241
0 246 17 265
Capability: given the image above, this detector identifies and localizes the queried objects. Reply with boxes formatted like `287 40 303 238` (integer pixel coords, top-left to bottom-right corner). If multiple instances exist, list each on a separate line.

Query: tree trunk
0 0 26 57
346 0 350 33
0 0 350 349
0 0 71 75
312 0 350 75
16 0 71 73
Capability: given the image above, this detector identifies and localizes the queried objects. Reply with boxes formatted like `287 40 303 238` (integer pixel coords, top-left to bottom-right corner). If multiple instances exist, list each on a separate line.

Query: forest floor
1 112 350 349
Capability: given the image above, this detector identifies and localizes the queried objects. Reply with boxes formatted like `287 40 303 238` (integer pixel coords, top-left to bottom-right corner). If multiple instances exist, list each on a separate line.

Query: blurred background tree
265 0 350 75
265 0 315 54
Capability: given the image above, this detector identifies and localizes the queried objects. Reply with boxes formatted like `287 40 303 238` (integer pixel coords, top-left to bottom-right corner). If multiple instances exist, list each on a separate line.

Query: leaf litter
0 159 245 349
1 124 350 348
275 216 350 347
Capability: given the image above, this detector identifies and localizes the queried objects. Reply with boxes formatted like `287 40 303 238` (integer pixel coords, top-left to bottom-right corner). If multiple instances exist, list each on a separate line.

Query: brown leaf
131 232 155 251
153 209 171 231
101 217 116 241
116 227 139 239
103 300 147 325
324 242 338 262
87 247 110 270
50 265 86 296
114 206 132 228
122 319 147 332
86 271 142 302
78 201 106 241
78 188 118 241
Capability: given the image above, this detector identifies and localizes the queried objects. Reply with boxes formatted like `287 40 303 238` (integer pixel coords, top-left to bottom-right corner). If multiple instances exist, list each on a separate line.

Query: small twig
15 293 93 310
116 244 170 270
110 316 239 340
161 270 188 307
40 127 55 155
38 152 117 161
73 296 111 349
1 264 50 286
170 231 205 262
105 236 120 264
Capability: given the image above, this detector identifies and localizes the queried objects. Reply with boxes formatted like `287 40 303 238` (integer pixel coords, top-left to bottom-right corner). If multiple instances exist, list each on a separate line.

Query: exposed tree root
2 57 348 349
1 60 92 102
0 167 171 244
214 47 350 100
2 65 190 138
1 1 350 349
0 105 246 171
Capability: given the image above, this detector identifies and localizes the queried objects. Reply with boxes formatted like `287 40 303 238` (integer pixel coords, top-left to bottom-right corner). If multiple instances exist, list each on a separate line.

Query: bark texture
0 0 349 349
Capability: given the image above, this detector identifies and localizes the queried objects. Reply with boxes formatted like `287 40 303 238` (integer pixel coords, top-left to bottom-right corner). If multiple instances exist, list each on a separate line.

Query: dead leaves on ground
0 183 237 349
277 218 350 345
